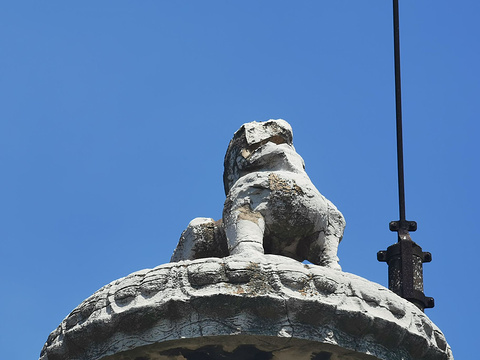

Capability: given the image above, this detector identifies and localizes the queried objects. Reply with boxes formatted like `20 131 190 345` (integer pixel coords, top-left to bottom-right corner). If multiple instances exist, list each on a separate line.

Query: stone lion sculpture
172 119 345 269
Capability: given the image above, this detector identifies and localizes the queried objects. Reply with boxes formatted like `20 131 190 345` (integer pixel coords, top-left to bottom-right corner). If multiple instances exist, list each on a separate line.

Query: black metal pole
377 0 434 311
393 0 406 223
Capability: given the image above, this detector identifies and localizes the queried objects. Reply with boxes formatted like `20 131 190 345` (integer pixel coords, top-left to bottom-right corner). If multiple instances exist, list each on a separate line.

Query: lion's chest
228 171 328 228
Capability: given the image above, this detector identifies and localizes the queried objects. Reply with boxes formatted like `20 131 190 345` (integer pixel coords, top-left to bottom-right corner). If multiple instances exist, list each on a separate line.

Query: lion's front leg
306 202 345 270
223 203 265 256
304 231 340 270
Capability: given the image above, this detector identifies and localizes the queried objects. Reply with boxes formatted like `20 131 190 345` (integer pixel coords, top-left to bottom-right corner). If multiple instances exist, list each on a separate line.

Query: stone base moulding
40 255 453 360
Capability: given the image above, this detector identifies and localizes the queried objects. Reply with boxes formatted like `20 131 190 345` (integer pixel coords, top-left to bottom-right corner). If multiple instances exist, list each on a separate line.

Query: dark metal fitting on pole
407 290 435 310
377 251 387 262
423 252 432 263
377 238 434 311
389 220 417 232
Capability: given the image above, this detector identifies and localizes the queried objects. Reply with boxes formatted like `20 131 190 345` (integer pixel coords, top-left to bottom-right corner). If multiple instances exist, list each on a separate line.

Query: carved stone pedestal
40 255 452 360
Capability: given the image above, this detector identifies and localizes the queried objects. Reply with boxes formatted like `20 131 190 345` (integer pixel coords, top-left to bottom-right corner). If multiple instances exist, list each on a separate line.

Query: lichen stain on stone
268 173 304 196
232 286 245 295
223 262 273 297
298 288 309 297
296 274 315 297
237 204 263 224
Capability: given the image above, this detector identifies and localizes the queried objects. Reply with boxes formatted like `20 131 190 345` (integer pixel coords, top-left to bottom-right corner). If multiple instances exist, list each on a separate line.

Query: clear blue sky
1 2 478 359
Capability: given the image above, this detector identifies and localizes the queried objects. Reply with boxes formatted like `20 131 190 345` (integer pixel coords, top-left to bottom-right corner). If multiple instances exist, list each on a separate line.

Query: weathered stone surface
39 254 453 360
171 218 228 262
173 119 346 269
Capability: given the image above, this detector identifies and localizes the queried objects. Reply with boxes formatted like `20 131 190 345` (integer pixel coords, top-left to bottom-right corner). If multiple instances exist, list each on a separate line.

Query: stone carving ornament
40 255 453 360
172 119 346 269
